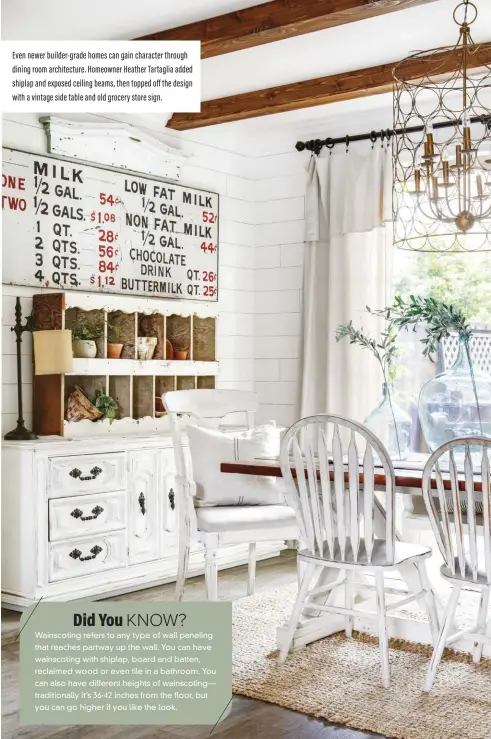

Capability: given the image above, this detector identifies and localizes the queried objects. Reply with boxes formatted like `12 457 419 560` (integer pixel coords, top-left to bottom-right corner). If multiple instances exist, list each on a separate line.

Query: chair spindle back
280 415 396 563
422 437 491 584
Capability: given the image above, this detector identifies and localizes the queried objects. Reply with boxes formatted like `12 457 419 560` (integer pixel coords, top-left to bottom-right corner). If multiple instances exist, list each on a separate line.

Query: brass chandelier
393 0 491 252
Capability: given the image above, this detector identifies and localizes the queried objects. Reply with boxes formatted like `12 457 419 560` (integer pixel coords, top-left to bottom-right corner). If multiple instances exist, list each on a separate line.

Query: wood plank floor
2 552 381 739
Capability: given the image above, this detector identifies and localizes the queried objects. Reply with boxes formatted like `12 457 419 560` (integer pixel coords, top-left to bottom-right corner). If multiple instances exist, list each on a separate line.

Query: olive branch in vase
335 318 402 458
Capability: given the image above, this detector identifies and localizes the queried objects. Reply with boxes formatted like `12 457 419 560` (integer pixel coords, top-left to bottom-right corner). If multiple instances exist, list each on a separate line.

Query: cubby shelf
68 359 219 376
32 291 219 437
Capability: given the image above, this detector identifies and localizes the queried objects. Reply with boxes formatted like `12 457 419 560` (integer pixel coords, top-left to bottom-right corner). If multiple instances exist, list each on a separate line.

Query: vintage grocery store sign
2 148 219 302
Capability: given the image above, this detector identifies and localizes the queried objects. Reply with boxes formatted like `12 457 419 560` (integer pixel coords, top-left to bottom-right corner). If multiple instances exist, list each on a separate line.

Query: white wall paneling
255 336 301 360
254 313 302 336
255 266 303 292
255 290 301 314
252 143 306 425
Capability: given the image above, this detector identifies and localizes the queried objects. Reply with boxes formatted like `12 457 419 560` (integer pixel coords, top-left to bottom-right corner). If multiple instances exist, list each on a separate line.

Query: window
391 249 491 452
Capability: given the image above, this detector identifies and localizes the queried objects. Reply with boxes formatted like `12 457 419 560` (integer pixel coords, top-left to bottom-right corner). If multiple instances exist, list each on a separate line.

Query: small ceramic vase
73 339 97 359
137 337 158 360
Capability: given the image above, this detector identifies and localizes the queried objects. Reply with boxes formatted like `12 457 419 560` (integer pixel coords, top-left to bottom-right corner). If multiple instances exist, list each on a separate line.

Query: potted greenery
335 318 411 459
107 323 124 359
91 389 118 424
71 315 104 358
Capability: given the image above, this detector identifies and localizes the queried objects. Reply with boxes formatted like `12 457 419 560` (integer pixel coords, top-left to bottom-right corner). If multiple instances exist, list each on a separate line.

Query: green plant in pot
378 294 491 450
71 315 104 358
91 389 118 424
107 323 124 359
335 318 411 460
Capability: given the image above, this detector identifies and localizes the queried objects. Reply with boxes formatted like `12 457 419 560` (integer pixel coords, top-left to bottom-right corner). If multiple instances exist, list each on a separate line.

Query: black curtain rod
295 114 491 154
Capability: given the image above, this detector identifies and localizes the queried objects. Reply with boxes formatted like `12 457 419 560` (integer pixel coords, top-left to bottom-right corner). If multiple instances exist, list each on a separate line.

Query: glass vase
364 383 412 460
418 338 491 452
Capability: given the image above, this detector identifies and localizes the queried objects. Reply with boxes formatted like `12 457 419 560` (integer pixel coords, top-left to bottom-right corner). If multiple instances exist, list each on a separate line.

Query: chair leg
247 542 256 596
415 559 440 647
423 584 461 693
278 561 316 664
297 558 305 589
204 545 218 601
375 571 390 688
472 587 490 664
345 570 354 638
175 532 190 602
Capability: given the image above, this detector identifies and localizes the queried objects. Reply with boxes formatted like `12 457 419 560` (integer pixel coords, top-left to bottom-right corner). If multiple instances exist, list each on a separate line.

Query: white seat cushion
196 505 298 533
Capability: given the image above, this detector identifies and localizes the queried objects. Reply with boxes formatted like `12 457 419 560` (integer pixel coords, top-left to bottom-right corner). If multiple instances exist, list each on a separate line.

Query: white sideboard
1 434 284 610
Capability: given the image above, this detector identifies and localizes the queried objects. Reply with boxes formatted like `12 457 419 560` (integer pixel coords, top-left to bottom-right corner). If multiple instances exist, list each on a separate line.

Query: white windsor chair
422 436 491 691
164 389 299 601
279 414 439 688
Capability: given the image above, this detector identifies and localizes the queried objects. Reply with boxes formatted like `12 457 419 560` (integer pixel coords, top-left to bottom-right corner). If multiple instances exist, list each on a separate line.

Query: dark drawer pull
138 492 146 515
69 545 103 562
70 505 104 521
69 466 103 481
168 488 175 511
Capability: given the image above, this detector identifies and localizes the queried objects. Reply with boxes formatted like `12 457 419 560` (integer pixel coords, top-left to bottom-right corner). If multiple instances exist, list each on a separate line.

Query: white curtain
300 146 393 423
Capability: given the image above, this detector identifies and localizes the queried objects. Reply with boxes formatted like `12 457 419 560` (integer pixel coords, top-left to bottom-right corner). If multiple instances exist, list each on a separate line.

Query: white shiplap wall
253 149 306 427
1 114 256 435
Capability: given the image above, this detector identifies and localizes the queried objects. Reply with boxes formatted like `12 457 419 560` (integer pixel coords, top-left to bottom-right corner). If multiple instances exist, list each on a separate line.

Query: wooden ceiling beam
135 0 438 58
167 43 491 130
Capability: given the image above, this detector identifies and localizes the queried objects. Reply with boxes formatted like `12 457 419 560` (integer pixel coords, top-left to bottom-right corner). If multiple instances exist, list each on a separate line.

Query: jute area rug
232 584 491 739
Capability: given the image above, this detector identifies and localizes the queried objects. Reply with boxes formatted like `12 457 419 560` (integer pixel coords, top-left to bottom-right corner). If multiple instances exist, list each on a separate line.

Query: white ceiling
2 0 491 148
0 0 271 41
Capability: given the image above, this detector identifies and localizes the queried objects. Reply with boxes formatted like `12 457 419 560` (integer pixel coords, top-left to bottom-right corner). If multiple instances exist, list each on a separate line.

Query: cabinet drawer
48 532 126 582
48 453 126 497
49 492 126 542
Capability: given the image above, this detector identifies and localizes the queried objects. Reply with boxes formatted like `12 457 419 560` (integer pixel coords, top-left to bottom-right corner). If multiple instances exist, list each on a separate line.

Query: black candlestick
4 297 37 441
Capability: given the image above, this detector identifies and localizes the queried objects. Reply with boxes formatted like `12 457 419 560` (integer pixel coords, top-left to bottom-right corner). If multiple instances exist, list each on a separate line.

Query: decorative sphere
455 210 475 232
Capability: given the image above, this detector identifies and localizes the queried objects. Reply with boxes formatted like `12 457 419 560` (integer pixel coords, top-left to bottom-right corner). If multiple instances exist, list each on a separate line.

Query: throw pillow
186 423 286 507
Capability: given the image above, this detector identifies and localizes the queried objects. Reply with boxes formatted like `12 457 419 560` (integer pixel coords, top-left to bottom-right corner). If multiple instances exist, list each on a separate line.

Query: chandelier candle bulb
442 160 450 185
425 133 435 158
432 176 440 201
476 175 483 198
463 126 472 152
455 144 463 168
